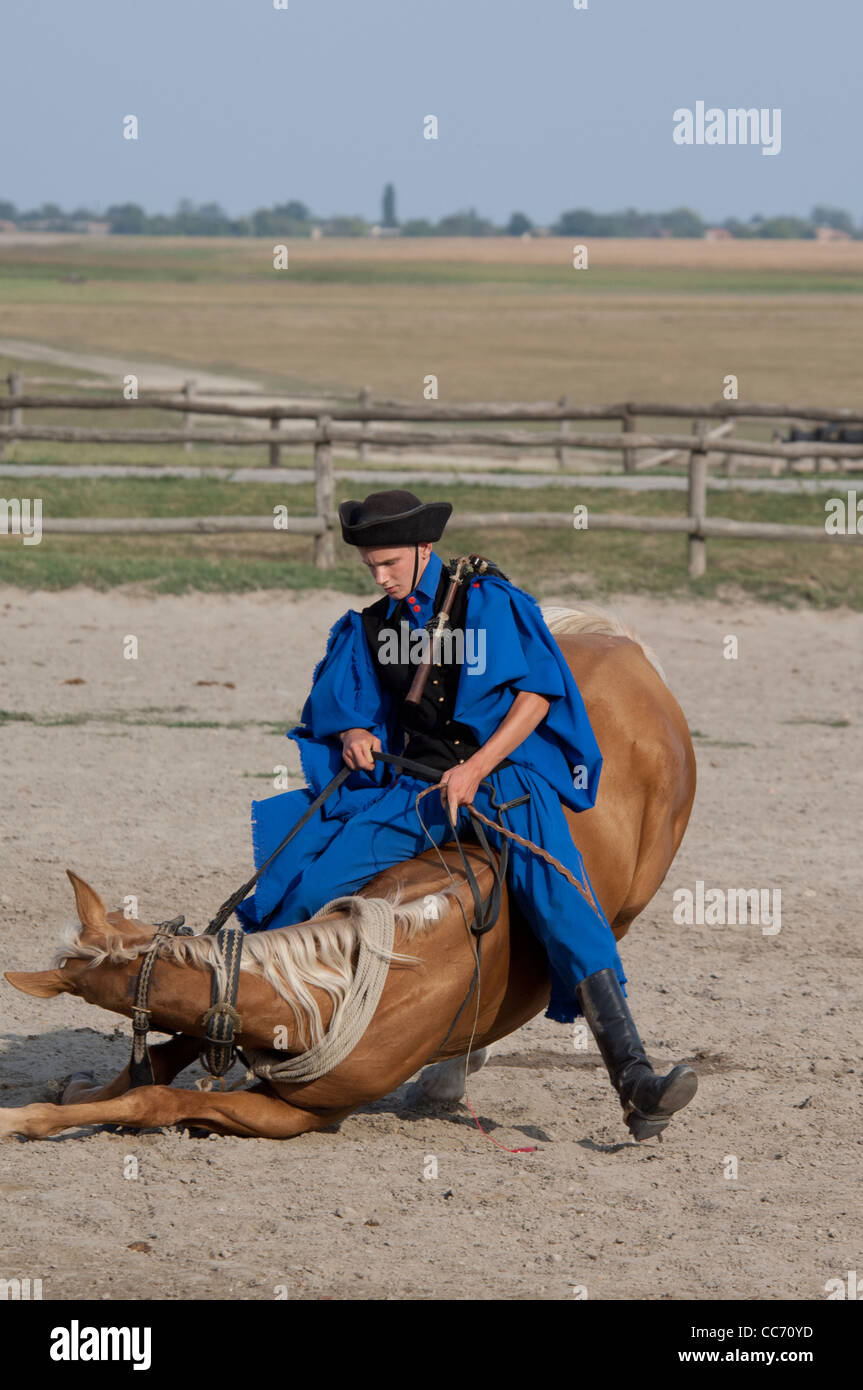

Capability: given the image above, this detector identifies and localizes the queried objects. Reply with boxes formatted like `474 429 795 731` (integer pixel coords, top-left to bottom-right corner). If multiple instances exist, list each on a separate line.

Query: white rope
243 896 396 1084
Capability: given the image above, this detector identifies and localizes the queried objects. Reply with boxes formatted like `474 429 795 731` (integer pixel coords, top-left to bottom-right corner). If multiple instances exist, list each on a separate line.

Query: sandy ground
0 584 860 1302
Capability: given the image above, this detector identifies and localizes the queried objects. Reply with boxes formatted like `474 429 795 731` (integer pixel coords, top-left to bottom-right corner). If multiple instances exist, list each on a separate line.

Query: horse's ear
5 969 71 998
65 869 109 933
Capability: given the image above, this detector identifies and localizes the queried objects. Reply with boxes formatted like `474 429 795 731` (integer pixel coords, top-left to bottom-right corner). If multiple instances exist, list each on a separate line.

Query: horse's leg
0 1083 352 1141
419 1046 491 1102
60 1034 203 1105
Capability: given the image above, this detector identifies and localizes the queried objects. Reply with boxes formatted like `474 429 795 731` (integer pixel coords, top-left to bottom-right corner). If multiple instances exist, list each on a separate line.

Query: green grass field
2 473 860 608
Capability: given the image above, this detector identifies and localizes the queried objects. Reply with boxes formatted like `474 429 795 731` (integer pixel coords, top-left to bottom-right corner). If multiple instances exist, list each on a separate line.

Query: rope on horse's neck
243 895 397 1084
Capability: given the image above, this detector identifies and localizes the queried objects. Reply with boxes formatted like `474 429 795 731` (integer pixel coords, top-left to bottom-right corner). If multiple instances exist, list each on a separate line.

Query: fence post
182 379 195 454
9 371 22 428
556 394 571 470
687 424 708 578
269 415 281 468
0 371 21 460
358 385 371 460
314 415 334 570
621 411 636 473
722 417 736 478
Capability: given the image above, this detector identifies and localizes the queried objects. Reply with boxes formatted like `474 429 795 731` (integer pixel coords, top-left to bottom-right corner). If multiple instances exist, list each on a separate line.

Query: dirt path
0 587 860 1300
0 335 262 395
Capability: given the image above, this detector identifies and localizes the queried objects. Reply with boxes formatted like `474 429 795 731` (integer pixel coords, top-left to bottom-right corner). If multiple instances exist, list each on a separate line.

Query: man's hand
339 728 381 772
439 757 484 825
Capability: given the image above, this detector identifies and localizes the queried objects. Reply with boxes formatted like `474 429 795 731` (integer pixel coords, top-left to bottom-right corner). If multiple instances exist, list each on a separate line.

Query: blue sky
3 0 859 223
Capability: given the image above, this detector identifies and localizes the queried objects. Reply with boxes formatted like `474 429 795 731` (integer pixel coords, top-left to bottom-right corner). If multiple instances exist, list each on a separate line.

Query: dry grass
5 232 863 270
1 235 861 405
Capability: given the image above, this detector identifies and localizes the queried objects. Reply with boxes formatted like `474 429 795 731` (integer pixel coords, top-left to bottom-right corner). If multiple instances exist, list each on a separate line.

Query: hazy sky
4 0 859 223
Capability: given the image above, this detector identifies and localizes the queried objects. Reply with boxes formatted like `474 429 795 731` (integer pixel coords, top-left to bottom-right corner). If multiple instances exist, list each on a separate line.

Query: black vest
361 566 482 773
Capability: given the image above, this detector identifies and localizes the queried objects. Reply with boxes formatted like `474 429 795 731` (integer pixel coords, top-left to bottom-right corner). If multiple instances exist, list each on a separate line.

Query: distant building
704 226 733 240
815 225 851 242
0 220 18 234
369 224 401 238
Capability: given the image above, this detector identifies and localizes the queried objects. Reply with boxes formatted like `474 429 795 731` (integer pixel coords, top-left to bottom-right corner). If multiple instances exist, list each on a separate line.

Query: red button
472 582 480 588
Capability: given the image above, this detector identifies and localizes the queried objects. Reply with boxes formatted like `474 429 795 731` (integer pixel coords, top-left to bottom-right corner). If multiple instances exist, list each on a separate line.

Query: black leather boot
575 968 697 1140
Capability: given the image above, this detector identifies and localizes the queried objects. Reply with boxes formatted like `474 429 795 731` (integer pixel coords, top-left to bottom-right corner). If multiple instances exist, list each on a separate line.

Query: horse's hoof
59 1071 97 1103
42 1072 92 1102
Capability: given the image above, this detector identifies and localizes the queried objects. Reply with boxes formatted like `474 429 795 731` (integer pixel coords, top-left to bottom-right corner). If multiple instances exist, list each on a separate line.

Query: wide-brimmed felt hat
338 489 452 547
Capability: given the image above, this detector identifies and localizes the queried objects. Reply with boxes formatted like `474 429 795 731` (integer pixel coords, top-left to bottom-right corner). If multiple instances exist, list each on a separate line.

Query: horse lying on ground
1 608 696 1142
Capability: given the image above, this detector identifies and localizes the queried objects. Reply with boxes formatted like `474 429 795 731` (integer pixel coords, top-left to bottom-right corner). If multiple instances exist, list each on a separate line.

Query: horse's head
4 870 155 997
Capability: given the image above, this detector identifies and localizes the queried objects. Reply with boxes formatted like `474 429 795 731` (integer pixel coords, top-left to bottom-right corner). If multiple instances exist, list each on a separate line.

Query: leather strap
200 925 245 1078
128 916 193 1089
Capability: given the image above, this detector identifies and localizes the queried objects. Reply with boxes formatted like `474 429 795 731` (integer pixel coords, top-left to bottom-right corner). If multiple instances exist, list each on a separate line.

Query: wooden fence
1 379 862 575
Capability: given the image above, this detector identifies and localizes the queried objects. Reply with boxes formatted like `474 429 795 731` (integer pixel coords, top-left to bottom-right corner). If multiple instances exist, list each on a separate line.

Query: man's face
359 543 432 600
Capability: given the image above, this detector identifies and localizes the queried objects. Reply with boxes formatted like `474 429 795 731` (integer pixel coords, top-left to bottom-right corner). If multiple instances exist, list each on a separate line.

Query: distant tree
721 218 756 238
382 183 397 228
555 205 704 238
105 202 148 234
251 207 276 236
506 211 533 236
661 206 704 238
811 204 855 234
197 201 230 233
0 199 17 220
553 208 604 236
436 208 494 236
400 218 437 237
274 200 309 222
325 215 369 236
757 216 814 239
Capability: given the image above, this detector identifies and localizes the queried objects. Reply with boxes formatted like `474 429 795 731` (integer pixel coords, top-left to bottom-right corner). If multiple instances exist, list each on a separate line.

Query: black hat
338 490 452 547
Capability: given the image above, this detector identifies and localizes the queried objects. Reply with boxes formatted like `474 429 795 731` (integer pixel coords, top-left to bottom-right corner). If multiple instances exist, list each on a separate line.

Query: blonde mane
53 887 453 1049
540 603 667 685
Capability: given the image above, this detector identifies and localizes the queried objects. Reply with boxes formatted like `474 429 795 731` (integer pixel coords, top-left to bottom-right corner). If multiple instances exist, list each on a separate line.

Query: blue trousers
235 764 626 1021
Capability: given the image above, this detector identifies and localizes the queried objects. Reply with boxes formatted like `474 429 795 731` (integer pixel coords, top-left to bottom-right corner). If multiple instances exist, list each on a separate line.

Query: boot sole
625 1065 698 1141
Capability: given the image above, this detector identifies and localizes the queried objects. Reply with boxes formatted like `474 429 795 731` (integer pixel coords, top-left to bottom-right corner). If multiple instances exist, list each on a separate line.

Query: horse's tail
540 603 668 687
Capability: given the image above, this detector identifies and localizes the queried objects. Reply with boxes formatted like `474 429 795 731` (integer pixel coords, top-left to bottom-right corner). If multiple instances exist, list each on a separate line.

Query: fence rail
2 376 862 574
6 380 863 424
3 421 863 461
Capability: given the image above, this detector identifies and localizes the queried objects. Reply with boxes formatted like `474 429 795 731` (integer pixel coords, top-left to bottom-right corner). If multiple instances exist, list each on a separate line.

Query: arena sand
0 586 860 1301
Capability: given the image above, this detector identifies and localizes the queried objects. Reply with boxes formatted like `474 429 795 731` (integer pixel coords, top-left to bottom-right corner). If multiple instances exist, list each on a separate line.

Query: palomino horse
1 608 695 1142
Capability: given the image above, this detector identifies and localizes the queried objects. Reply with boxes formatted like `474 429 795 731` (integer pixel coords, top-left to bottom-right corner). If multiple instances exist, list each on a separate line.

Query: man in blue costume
236 490 696 1138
